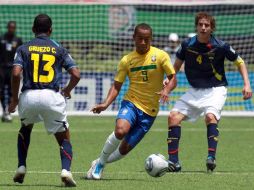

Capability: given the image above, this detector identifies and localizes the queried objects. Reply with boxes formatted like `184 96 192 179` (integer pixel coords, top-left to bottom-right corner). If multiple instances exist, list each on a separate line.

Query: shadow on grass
0 183 63 188
82 177 150 182
81 171 167 182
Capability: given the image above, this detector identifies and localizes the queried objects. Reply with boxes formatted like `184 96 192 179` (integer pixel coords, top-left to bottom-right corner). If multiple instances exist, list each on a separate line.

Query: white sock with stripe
107 147 124 163
99 131 121 165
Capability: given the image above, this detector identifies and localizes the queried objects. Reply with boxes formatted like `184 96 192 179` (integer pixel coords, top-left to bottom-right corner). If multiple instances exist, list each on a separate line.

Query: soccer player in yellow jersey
86 23 176 180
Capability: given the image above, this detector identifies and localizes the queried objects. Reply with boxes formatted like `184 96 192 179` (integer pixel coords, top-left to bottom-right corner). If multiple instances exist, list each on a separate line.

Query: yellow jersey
114 46 175 116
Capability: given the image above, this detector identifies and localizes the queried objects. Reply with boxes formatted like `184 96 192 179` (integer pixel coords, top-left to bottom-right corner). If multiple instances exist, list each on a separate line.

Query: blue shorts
116 100 156 148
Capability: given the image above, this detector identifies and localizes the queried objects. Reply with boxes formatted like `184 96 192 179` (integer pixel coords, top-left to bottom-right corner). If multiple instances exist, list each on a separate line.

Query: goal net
0 0 253 116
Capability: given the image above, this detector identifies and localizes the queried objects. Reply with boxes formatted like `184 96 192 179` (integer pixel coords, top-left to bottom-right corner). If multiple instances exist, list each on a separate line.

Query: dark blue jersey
13 34 76 92
176 35 239 88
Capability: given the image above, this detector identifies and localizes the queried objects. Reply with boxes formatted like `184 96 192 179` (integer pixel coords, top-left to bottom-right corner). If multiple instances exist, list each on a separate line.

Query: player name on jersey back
28 46 56 54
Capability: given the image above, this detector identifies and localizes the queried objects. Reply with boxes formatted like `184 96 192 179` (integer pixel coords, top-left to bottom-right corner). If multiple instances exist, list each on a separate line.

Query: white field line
0 170 253 175
1 128 254 132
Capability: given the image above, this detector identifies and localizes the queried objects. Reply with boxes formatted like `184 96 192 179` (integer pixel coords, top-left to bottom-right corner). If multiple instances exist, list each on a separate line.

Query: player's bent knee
168 112 182 126
114 128 127 139
115 120 131 139
205 113 217 124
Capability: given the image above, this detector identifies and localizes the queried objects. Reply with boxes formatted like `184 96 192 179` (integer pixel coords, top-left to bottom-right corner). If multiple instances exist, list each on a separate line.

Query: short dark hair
33 14 52 34
7 21 16 27
134 23 152 36
195 12 216 31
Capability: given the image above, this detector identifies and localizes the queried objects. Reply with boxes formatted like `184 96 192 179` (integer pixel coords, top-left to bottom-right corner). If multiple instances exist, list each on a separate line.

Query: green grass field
0 116 254 190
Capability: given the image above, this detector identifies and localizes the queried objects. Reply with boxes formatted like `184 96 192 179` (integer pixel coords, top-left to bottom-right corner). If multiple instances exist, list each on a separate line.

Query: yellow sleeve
114 56 128 83
234 56 245 67
161 52 175 76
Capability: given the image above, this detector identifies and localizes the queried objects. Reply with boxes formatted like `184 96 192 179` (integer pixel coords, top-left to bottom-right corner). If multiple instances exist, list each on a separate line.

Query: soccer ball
144 154 168 177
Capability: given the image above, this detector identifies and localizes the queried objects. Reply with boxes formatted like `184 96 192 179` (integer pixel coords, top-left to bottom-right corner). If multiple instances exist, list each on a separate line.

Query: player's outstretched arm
9 65 23 113
236 61 252 100
62 67 80 99
91 81 123 114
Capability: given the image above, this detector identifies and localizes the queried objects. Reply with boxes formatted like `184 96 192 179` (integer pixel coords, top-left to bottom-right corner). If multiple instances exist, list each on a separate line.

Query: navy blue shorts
116 100 156 148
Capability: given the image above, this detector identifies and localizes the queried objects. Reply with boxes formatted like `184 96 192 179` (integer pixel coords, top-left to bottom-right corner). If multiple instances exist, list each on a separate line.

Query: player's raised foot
167 160 181 172
91 160 104 180
206 156 216 172
13 166 26 184
85 158 99 179
61 169 76 187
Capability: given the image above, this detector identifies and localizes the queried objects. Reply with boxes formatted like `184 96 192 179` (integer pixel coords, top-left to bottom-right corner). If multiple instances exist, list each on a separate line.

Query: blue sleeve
223 43 238 62
62 48 77 71
176 41 186 61
13 46 24 68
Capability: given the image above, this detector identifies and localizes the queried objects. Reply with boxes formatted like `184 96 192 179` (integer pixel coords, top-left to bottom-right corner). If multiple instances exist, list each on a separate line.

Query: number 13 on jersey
31 53 55 83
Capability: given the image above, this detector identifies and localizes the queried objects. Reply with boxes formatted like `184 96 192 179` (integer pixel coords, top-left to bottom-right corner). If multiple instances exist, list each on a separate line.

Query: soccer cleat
85 158 99 179
13 166 26 183
61 169 76 187
167 160 181 172
91 160 104 180
2 113 12 122
206 156 216 172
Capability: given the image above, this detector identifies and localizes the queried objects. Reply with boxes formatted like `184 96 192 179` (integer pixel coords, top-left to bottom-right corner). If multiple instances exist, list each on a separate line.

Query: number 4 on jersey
196 55 202 64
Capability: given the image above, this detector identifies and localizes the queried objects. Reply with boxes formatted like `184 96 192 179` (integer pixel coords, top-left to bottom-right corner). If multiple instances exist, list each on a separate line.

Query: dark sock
168 125 181 163
17 126 32 167
207 123 219 159
60 139 73 171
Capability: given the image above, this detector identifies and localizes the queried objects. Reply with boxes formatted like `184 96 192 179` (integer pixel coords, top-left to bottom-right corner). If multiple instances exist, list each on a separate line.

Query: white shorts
18 89 69 134
172 86 227 122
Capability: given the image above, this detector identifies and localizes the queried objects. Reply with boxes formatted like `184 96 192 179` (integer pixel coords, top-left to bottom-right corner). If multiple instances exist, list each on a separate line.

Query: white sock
99 132 121 165
107 148 124 163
